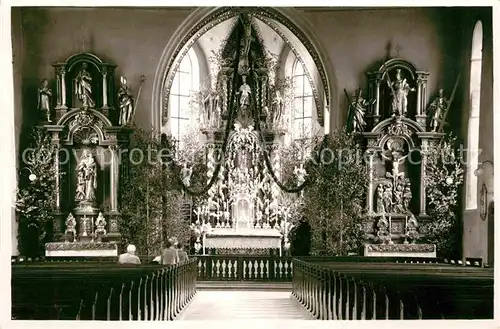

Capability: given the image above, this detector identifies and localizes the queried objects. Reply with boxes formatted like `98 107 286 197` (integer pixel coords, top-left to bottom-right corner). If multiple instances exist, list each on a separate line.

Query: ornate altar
354 58 446 257
185 14 295 255
42 52 134 257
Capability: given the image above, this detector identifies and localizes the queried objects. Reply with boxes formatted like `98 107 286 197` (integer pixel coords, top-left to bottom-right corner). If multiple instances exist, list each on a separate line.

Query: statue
293 164 307 187
393 183 405 213
238 14 253 73
376 184 385 213
75 62 95 109
238 75 251 109
428 89 448 132
403 183 412 211
381 148 409 185
181 163 193 187
272 90 284 126
382 182 393 214
406 214 419 243
349 88 375 132
37 78 52 122
118 76 134 126
75 149 97 202
386 69 415 117
75 170 86 201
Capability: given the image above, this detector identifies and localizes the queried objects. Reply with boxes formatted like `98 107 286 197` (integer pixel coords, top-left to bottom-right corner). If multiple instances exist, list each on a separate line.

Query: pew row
12 259 198 320
291 259 493 320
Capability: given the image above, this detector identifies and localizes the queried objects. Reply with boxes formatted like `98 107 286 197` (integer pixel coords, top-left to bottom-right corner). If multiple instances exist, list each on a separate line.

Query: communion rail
292 259 494 320
11 259 197 320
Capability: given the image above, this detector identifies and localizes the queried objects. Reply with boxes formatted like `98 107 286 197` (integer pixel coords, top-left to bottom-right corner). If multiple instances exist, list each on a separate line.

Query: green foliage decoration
119 128 190 256
301 128 369 256
424 133 464 258
15 127 61 256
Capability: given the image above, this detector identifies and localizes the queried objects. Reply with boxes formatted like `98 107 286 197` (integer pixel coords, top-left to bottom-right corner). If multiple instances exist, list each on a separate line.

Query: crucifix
381 148 408 186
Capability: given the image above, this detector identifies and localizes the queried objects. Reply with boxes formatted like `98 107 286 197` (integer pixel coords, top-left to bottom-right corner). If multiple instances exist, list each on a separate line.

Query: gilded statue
386 69 415 117
118 76 134 126
75 149 97 203
428 89 448 132
37 78 52 123
75 62 95 109
349 88 375 132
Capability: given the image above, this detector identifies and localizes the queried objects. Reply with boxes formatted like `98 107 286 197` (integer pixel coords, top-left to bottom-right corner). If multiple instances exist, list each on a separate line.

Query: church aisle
177 290 314 320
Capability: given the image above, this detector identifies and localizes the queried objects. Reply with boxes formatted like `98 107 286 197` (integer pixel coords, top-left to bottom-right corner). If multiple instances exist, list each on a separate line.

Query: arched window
466 20 483 210
292 59 314 142
169 48 199 144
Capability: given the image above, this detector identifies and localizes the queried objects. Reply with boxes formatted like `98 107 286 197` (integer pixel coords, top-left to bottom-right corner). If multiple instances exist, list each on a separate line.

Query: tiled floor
177 290 313 320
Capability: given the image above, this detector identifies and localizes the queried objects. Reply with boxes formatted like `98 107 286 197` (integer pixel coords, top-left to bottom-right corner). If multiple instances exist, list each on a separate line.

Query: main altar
183 14 297 256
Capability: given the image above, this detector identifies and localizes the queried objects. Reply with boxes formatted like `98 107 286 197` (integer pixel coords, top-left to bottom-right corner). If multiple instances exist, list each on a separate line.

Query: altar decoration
165 13 306 255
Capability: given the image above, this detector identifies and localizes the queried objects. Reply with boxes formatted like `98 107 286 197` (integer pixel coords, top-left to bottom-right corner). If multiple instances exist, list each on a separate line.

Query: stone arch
151 7 339 132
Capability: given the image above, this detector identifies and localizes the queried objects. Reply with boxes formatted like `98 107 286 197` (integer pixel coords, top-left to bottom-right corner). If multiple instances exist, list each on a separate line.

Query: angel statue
349 88 376 132
386 68 415 117
75 62 95 109
38 78 52 123
181 163 193 187
118 76 134 126
427 89 448 132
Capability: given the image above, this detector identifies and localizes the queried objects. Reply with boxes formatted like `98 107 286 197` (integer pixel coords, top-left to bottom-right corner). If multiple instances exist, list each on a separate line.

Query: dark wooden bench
291 259 493 320
12 259 198 320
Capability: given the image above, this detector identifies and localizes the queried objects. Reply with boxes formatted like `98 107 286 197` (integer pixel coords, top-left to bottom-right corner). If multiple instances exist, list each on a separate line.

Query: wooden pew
12 259 198 320
291 259 493 320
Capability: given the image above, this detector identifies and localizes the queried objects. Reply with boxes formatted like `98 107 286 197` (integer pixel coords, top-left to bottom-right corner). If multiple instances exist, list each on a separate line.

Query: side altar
349 58 453 258
37 52 142 257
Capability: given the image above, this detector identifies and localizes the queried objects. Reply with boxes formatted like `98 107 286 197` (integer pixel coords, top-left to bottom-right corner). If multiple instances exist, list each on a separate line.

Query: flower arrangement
424 133 464 258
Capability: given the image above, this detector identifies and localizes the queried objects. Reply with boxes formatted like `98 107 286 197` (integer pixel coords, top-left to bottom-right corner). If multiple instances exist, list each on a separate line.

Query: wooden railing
291 259 494 320
196 255 293 281
12 259 197 320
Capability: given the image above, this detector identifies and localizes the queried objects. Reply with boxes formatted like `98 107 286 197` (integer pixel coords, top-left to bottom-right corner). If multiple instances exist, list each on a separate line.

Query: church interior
5 6 496 321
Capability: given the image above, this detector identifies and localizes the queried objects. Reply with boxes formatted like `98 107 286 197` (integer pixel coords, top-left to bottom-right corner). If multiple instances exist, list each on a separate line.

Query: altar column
365 149 377 215
415 71 429 129
419 140 428 216
101 65 109 111
367 72 383 125
109 144 119 213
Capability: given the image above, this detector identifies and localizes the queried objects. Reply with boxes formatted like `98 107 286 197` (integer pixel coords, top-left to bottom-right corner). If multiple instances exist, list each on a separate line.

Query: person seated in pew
118 244 141 265
177 243 188 262
161 240 179 265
